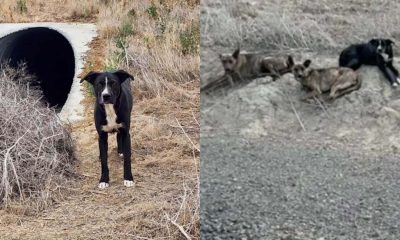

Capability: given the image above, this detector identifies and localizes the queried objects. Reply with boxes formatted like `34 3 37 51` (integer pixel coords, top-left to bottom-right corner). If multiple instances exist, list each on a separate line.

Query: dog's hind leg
98 132 110 189
121 129 134 187
333 76 362 99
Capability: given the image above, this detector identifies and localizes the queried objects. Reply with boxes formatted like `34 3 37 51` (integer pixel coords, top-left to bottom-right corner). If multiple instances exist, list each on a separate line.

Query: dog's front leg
121 130 134 187
98 132 109 189
387 63 400 84
117 132 123 157
378 63 397 87
302 89 320 101
233 71 244 83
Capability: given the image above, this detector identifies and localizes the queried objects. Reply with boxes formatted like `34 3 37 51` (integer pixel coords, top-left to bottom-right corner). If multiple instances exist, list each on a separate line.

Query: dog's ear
369 38 378 46
287 55 295 68
387 39 395 45
232 48 240 59
303 59 312 68
80 71 100 84
114 70 134 83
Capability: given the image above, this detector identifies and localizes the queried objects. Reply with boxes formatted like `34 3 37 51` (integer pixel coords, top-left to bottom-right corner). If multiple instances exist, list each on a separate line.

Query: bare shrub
0 65 75 210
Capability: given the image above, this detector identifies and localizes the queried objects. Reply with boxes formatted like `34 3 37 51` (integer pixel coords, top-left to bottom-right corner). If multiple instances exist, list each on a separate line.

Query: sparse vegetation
201 0 400 52
15 0 27 14
68 1 101 20
118 19 134 38
180 21 200 55
146 3 158 19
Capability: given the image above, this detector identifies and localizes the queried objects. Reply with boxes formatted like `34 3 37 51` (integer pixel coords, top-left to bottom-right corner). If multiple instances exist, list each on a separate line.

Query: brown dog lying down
288 57 362 101
201 48 293 91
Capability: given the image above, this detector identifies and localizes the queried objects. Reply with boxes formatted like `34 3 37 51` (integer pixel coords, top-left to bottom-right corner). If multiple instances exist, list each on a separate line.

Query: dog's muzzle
101 93 112 104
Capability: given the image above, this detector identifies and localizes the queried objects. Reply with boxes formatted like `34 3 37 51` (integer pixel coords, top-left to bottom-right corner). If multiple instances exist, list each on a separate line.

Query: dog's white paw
393 82 398 87
124 180 134 187
98 182 109 189
119 153 124 158
396 77 400 84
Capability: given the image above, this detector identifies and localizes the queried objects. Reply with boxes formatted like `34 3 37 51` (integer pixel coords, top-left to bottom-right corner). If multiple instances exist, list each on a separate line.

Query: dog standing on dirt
81 70 134 189
288 57 362 100
201 48 292 91
339 38 399 87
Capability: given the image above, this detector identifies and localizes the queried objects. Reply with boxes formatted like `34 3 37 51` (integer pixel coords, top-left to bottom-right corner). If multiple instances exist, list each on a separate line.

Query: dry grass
0 65 75 212
0 0 199 239
201 0 400 52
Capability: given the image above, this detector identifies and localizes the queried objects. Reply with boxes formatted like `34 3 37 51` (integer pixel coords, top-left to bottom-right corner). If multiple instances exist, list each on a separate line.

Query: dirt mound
202 55 400 153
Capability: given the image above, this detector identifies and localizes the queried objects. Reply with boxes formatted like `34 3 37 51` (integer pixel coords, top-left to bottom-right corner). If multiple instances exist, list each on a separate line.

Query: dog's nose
102 94 111 101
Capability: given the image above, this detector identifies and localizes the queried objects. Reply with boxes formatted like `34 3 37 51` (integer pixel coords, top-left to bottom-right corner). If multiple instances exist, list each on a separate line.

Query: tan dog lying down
201 48 292 91
288 57 362 100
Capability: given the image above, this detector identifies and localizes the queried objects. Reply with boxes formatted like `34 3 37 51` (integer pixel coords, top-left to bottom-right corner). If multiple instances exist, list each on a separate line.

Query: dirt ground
0 1 199 239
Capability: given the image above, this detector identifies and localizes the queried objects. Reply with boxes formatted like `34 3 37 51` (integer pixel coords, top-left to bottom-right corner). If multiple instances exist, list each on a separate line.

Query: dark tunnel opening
0 27 75 108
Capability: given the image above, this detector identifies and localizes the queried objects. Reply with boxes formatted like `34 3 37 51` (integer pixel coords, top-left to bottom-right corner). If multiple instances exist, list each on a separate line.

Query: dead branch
289 97 306 131
175 118 200 152
165 213 192 240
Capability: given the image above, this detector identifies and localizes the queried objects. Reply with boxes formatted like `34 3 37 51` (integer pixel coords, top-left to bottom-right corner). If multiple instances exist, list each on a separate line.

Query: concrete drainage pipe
0 23 97 122
0 27 75 108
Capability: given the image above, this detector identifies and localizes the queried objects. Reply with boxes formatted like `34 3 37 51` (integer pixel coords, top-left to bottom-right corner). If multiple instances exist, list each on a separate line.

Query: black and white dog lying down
339 38 399 87
81 70 134 189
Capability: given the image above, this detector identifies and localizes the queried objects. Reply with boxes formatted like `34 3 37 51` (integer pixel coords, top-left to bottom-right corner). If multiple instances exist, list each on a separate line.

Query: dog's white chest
102 104 122 132
380 52 390 62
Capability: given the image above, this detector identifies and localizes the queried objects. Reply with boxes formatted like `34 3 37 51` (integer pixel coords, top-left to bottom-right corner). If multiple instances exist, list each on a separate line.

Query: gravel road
201 134 400 240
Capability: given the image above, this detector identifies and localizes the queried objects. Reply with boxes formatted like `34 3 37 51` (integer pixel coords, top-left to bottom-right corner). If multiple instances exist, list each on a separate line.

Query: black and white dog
81 70 134 189
339 38 400 87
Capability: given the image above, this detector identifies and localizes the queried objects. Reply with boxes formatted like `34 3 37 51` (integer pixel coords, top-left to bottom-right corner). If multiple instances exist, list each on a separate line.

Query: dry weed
0 65 75 211
201 0 400 51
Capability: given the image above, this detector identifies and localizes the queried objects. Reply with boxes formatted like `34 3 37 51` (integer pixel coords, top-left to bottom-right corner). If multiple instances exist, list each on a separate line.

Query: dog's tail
201 74 233 92
200 81 217 92
200 80 224 92
335 74 362 98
